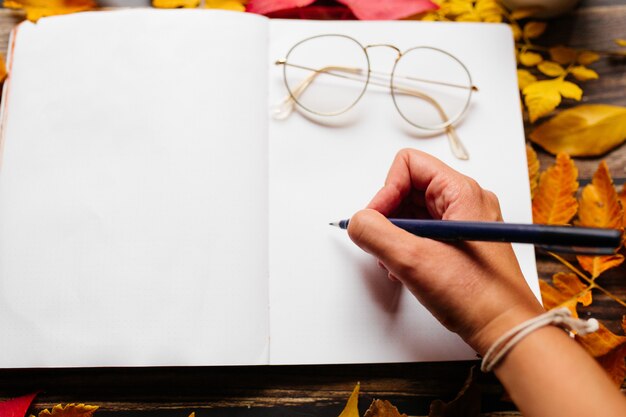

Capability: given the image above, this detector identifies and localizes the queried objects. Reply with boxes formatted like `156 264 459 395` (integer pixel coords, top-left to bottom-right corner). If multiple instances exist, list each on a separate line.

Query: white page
268 20 540 364
0 9 270 367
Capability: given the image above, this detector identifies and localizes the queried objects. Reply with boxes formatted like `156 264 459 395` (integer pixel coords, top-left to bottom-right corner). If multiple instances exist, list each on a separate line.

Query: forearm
494 325 626 417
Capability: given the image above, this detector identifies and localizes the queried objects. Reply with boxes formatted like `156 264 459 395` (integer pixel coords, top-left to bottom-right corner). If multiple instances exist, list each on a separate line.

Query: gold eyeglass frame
274 34 479 160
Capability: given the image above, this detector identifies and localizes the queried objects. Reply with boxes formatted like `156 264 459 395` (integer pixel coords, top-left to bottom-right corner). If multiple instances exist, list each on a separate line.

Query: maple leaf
3 0 95 22
364 399 407 417
35 404 98 417
522 78 582 122
338 384 360 417
428 366 480 417
575 161 624 278
531 153 578 225
0 393 38 417
548 46 577 65
517 69 537 90
152 0 199 8
529 104 626 156
526 144 539 198
539 272 591 317
576 318 626 386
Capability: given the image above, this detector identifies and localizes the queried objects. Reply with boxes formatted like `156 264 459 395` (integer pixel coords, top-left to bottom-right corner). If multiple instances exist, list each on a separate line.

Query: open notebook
0 9 539 367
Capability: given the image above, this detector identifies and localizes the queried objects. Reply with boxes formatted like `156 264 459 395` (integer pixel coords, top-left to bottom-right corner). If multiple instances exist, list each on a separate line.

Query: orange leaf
0 54 6 84
338 384 360 417
539 272 591 317
539 280 579 317
3 0 95 22
576 161 624 277
619 184 626 228
526 144 539 198
577 319 626 386
37 404 99 417
532 153 578 225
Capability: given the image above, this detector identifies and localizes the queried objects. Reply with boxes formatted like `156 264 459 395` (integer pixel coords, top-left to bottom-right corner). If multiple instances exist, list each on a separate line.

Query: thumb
347 209 428 277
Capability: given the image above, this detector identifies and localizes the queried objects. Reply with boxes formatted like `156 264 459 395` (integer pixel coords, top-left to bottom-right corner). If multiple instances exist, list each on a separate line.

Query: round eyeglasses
274 34 478 160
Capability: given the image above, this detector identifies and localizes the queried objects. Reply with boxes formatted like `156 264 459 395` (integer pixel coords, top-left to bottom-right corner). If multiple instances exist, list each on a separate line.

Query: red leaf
0 393 38 417
246 0 316 15
265 5 355 19
337 0 438 20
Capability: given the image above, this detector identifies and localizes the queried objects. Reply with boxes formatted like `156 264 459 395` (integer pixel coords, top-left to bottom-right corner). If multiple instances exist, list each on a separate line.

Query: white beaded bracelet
481 307 599 373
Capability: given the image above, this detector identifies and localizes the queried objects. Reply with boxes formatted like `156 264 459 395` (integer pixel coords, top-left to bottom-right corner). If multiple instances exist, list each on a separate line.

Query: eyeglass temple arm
273 62 469 160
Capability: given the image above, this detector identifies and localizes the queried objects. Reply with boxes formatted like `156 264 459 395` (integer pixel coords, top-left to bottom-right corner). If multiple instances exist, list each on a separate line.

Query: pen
329 218 623 255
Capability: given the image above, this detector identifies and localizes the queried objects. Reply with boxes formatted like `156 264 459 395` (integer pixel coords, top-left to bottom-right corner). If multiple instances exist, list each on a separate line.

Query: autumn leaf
338 384 360 417
0 393 38 417
526 144 539 198
0 54 6 84
577 51 600 65
510 22 522 41
205 0 245 10
428 366 480 417
576 161 624 277
509 6 542 20
577 319 626 386
539 272 591 317
619 184 626 228
3 0 95 22
152 0 199 8
364 399 407 417
537 61 565 77
530 104 626 156
517 69 537 90
570 65 599 81
532 153 578 225
522 78 582 122
615 39 626 47
518 51 542 66
549 46 577 65
35 404 98 417
523 21 546 39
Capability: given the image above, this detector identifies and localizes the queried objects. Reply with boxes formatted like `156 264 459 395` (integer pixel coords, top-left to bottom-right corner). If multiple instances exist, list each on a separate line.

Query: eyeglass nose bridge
364 43 401 59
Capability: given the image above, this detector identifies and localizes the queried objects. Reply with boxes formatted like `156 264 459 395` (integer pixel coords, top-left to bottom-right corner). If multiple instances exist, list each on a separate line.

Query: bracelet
480 307 599 373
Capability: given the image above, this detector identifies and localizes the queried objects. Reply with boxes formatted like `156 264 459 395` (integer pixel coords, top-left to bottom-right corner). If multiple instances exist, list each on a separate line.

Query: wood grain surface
0 1 625 416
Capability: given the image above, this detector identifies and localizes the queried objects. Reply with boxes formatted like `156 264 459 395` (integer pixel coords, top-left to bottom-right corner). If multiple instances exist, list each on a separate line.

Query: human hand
347 149 544 354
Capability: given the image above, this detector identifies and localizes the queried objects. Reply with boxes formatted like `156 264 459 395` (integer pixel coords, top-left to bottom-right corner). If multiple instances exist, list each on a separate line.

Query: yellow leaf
511 23 522 41
152 0 199 8
38 404 99 417
537 61 565 77
522 79 581 122
549 46 577 65
532 153 578 225
519 51 543 66
338 384 360 417
445 0 473 16
517 69 537 90
509 6 543 20
529 104 626 156
576 161 624 277
569 65 599 81
523 21 547 39
205 0 245 10
3 0 94 22
0 54 6 84
188 413 195 417
455 11 481 22
577 50 600 65
615 39 626 47
526 143 539 198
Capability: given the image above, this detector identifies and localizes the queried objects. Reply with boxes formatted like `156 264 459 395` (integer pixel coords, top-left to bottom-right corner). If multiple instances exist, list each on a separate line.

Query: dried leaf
338 384 360 417
577 319 626 386
205 0 245 10
532 153 578 225
549 46 577 65
530 104 626 156
523 78 582 123
0 54 6 84
518 51 542 66
526 144 539 198
539 273 591 317
570 65 599 81
509 6 542 20
37 404 99 417
615 39 626 47
576 161 624 277
0 393 38 417
537 61 565 77
517 69 537 90
364 400 406 417
428 366 480 417
577 51 600 65
3 0 94 22
523 21 547 39
188 413 195 417
152 0 199 7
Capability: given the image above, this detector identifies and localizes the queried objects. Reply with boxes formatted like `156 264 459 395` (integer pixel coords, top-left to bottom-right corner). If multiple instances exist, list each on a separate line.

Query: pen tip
329 221 340 227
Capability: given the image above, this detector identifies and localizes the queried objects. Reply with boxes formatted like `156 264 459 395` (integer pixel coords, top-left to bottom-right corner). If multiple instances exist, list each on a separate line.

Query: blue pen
330 218 622 255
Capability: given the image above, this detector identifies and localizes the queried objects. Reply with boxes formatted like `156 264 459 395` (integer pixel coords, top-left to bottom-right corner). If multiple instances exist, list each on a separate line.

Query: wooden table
0 2 624 415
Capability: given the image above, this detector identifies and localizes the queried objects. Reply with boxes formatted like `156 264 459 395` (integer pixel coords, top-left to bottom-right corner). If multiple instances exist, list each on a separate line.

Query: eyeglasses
274 34 478 160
